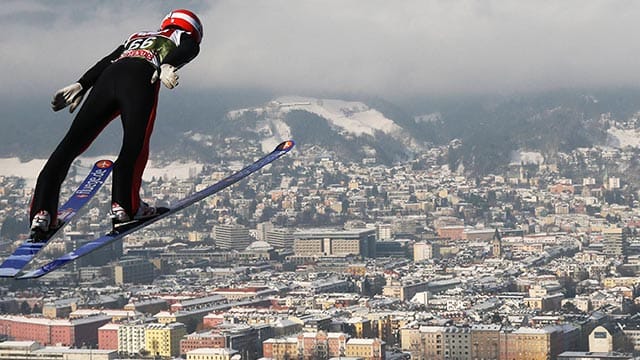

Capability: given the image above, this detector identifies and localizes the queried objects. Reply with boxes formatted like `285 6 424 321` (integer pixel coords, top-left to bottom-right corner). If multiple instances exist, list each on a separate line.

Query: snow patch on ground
0 156 203 188
275 96 401 136
234 96 402 153
510 151 544 165
186 131 214 147
0 158 46 185
142 160 204 181
415 112 442 123
607 127 640 148
259 118 293 153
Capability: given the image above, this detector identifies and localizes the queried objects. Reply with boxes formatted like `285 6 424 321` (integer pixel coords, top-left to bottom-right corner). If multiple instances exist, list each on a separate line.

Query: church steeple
492 228 502 258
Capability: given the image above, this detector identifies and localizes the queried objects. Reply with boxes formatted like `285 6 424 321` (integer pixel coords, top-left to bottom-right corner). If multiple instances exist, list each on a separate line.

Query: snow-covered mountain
12 88 640 179
165 89 640 174
223 96 426 163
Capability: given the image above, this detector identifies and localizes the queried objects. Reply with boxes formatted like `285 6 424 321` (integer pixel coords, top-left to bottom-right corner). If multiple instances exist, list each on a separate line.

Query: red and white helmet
161 9 203 44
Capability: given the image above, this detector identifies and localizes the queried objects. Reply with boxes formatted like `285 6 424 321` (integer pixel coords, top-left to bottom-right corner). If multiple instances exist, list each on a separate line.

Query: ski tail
0 159 113 277
18 140 295 279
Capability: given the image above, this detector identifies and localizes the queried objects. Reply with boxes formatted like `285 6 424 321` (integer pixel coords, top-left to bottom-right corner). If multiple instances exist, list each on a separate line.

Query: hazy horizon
3 0 640 102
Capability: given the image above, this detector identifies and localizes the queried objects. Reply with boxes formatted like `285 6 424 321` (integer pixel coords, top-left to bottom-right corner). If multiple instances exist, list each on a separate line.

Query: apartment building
345 338 385 359
180 331 226 355
0 314 111 347
118 322 147 357
470 324 500 360
400 324 579 360
145 322 186 358
262 337 299 359
98 323 119 350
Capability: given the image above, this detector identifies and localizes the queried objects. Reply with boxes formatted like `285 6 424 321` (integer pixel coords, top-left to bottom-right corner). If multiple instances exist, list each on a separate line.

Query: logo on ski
76 161 113 196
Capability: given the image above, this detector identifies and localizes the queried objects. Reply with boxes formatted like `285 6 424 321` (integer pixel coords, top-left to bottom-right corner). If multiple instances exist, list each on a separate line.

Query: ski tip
95 159 114 169
276 140 295 152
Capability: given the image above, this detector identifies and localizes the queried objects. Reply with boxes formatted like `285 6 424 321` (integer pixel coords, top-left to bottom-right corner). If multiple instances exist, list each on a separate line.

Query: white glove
51 82 85 113
151 64 179 89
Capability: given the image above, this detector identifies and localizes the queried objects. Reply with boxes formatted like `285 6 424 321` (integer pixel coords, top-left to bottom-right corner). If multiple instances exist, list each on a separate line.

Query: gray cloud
2 0 640 100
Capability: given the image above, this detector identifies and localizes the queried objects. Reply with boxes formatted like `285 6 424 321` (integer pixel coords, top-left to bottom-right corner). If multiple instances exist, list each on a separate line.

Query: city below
0 137 638 360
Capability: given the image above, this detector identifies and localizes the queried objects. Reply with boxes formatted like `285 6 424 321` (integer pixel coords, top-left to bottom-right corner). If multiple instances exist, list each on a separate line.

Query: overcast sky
2 0 640 100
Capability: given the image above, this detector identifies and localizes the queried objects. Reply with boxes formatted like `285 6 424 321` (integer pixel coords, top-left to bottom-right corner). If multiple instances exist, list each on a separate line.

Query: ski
0 159 114 277
18 140 295 279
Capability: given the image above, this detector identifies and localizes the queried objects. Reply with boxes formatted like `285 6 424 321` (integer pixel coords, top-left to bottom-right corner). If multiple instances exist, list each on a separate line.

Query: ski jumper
30 28 199 223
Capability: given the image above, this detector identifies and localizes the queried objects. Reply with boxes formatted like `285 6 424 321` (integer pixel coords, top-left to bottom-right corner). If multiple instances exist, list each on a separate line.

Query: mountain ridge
3 88 640 176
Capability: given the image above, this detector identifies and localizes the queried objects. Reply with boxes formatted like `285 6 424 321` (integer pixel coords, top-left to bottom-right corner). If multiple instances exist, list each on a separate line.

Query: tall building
118 322 147 357
256 221 274 241
603 227 626 260
214 224 252 250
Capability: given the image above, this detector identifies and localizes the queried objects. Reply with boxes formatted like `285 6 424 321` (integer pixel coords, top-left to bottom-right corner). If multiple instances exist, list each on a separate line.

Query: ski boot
110 202 168 229
29 210 54 242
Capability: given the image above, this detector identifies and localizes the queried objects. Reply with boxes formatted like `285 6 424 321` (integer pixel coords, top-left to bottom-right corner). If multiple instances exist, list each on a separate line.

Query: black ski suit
30 28 199 223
